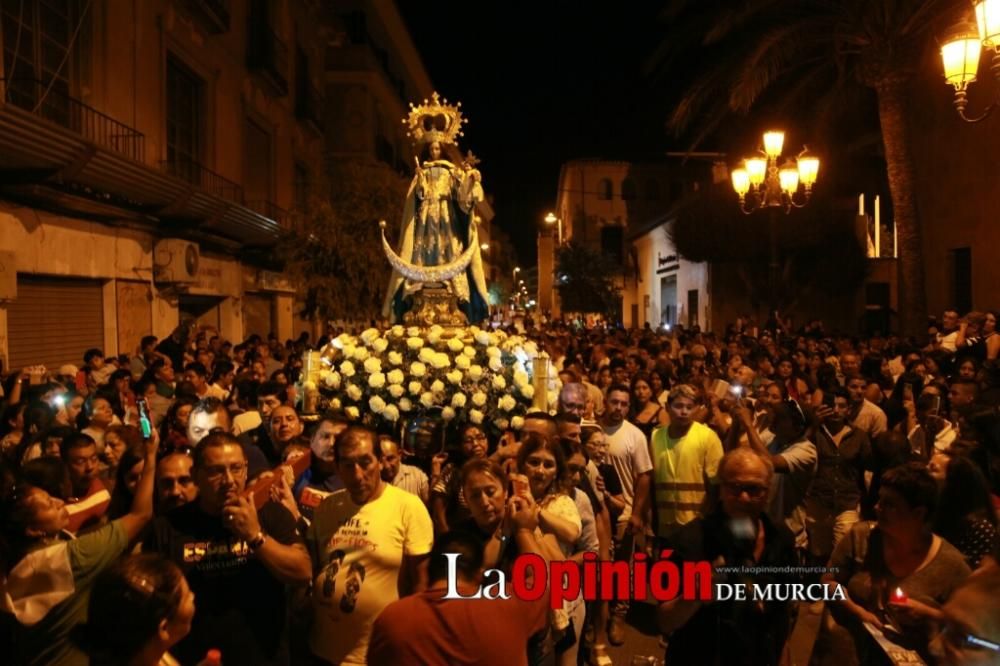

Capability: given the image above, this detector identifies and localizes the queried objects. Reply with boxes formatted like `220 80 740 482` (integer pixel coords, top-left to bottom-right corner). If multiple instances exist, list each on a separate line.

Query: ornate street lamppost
940 0 1000 122
729 130 820 313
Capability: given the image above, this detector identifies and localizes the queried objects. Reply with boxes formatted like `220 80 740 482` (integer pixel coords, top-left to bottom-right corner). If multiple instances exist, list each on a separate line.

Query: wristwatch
248 531 267 551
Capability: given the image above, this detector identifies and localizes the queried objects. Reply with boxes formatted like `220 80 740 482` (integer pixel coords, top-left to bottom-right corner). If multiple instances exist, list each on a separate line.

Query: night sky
399 3 672 264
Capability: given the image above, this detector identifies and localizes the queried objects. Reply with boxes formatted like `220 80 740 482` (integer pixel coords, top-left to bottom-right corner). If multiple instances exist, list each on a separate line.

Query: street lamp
940 2 1000 122
730 129 820 313
544 212 563 245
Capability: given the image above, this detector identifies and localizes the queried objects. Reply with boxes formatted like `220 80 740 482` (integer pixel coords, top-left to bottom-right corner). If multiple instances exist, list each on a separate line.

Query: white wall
630 220 710 330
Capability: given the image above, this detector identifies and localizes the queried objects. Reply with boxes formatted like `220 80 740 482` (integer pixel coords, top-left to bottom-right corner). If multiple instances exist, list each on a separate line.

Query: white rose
319 369 334 383
325 371 341 389
451 393 467 408
383 405 400 422
499 395 517 412
514 370 530 387
346 384 363 401
431 353 451 369
495 418 510 430
511 416 525 430
548 390 559 407
353 346 370 362
492 375 507 391
463 346 477 358
447 338 464 352
431 379 445 394
418 346 436 364
409 381 423 395
410 362 427 378
406 326 421 337
363 357 382 374
391 325 405 338
369 395 386 414
388 384 405 398
442 406 456 421
360 328 380 345
330 398 341 410
420 392 435 408
469 409 484 424
407 337 425 350
468 365 484 380
388 351 403 366
455 355 471 370
486 346 502 358
447 370 463 385
489 356 503 372
524 341 539 357
339 360 356 377
387 369 405 385
475 330 491 346
521 384 535 399
399 397 413 412
343 344 356 359
472 391 487 407
345 406 360 420
368 372 386 389
427 329 442 345
372 338 389 353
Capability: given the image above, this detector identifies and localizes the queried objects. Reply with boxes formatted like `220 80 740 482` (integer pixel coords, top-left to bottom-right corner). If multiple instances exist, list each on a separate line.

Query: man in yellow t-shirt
650 384 724 540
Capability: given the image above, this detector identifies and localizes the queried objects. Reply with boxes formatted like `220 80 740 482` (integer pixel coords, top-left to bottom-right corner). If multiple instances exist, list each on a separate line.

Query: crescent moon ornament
381 220 478 283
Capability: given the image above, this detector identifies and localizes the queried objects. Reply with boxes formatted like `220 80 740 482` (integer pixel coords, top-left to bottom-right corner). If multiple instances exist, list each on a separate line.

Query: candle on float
890 586 908 604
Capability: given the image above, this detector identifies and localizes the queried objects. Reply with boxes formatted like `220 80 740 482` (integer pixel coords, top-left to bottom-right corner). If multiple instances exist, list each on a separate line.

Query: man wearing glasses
658 448 798 665
144 431 311 665
307 425 433 665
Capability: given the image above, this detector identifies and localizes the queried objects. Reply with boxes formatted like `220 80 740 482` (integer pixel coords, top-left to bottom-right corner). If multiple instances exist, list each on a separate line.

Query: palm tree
651 0 964 335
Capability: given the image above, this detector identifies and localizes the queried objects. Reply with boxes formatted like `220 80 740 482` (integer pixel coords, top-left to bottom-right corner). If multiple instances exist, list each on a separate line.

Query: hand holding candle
890 586 908 605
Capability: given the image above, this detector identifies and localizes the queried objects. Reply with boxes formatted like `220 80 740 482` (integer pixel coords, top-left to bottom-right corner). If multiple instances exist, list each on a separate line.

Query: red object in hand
890 586 908 605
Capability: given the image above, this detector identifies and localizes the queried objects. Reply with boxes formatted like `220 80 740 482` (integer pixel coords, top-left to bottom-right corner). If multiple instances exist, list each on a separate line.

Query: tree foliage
279 162 408 322
555 242 623 316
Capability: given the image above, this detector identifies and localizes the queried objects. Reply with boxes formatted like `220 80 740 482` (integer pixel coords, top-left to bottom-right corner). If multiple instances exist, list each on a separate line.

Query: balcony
182 0 230 34
2 78 144 161
246 200 288 227
247 24 289 97
295 80 323 134
159 157 243 204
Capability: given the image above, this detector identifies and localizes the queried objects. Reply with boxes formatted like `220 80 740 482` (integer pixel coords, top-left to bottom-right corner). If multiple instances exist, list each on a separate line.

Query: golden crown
402 92 466 146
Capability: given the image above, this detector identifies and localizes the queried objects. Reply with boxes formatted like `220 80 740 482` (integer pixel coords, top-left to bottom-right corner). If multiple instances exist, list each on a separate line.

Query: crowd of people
1 307 1000 665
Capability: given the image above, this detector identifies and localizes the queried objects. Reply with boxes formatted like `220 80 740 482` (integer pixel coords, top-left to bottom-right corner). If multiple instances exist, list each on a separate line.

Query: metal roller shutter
7 276 104 371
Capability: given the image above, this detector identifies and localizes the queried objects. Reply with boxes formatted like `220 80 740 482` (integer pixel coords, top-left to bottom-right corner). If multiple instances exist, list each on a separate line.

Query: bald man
379 437 429 504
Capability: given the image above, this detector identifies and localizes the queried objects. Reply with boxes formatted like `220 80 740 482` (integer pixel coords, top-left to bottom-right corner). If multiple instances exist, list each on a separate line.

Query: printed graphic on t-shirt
181 537 251 573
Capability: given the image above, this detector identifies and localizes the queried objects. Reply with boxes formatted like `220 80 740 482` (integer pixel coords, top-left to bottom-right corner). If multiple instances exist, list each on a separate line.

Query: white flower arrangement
316 326 560 430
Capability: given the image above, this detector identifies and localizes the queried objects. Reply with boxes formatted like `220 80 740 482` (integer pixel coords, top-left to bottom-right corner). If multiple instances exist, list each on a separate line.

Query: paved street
597 599 824 665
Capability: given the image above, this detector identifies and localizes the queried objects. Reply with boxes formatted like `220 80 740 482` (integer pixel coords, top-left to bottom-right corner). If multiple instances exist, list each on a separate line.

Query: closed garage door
7 276 104 371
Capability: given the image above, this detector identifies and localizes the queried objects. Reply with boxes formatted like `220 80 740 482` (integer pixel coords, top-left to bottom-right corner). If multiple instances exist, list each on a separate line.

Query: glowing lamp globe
763 131 785 159
731 168 750 197
745 157 767 186
975 0 1000 48
778 162 800 195
797 155 820 189
941 27 983 90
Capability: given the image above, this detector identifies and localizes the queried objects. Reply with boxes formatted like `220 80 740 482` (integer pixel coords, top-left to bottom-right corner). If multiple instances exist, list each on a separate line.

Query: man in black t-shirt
144 432 311 666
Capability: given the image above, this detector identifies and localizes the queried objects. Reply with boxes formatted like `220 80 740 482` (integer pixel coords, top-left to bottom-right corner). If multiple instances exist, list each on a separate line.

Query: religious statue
381 93 490 325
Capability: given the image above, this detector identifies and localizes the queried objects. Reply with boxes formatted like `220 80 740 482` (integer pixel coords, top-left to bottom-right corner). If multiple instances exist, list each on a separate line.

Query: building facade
544 158 711 328
0 0 325 370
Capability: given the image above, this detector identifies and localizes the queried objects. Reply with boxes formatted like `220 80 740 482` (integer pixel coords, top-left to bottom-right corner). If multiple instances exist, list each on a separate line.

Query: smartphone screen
136 399 152 439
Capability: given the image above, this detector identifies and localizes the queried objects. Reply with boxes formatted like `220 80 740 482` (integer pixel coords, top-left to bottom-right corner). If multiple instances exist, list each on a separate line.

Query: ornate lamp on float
940 0 1000 122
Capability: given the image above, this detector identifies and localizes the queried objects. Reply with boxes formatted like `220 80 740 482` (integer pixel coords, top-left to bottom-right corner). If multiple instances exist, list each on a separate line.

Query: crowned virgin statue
381 93 490 325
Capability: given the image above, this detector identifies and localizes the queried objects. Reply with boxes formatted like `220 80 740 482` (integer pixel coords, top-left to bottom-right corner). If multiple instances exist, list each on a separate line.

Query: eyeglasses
723 482 769 499
202 463 247 480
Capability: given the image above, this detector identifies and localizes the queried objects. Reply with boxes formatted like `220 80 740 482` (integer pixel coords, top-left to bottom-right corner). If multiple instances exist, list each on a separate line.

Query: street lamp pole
730 130 819 314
